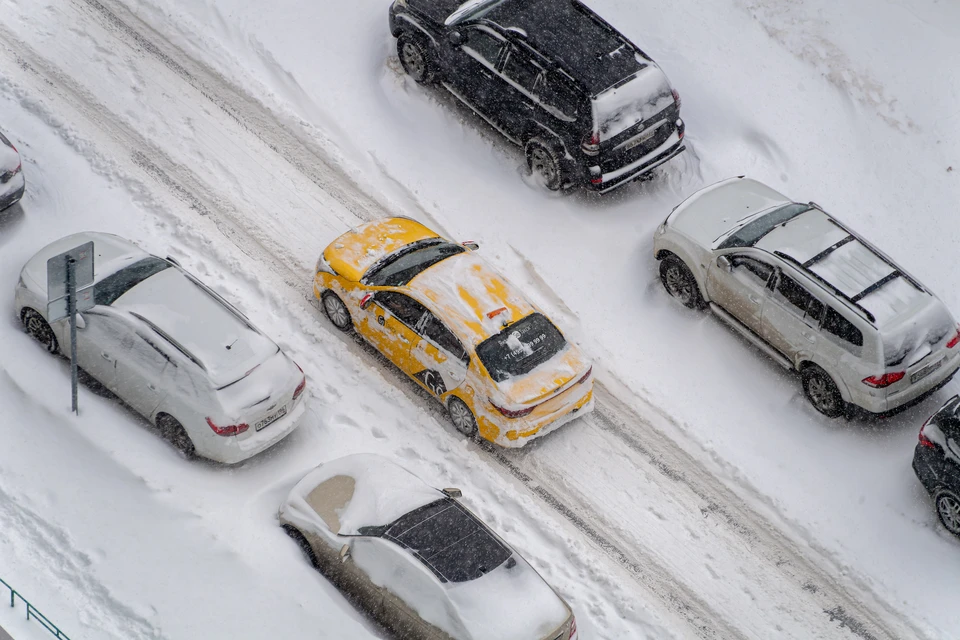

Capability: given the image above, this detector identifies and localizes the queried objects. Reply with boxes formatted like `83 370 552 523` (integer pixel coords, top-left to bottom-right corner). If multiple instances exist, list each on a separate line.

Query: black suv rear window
476 312 567 382
94 257 171 307
717 203 811 250
382 499 511 583
363 239 465 287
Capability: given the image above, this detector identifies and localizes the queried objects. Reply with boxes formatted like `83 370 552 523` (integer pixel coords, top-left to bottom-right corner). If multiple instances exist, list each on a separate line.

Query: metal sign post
47 242 95 415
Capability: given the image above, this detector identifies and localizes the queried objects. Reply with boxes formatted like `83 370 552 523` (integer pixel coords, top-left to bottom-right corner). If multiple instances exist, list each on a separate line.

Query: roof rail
773 251 877 324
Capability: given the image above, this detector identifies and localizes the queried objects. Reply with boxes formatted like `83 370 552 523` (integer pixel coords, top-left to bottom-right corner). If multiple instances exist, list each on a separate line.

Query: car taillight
293 375 306 400
568 615 578 640
919 421 936 449
581 132 600 156
947 325 960 348
206 417 249 436
489 399 535 419
672 88 681 108
862 371 905 388
577 366 593 384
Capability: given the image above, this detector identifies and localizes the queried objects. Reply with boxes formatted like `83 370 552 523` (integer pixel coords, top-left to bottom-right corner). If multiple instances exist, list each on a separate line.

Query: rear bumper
201 397 306 464
492 383 595 448
586 133 685 194
0 172 25 210
855 352 960 415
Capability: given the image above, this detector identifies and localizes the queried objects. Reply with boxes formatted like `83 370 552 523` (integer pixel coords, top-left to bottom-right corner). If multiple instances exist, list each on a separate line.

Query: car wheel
283 525 321 568
157 414 196 459
935 489 960 538
321 291 353 332
448 397 478 438
397 35 436 84
801 365 844 418
21 308 59 354
659 257 703 309
525 138 564 191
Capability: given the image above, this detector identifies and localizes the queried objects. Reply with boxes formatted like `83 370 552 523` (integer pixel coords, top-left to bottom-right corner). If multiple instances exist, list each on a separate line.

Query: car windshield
476 312 567 382
362 239 465 287
94 257 172 307
716 203 811 250
381 499 511 583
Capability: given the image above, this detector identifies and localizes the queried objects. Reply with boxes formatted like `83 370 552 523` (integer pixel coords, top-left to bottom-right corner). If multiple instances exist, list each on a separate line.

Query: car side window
375 291 428 329
502 50 540 92
422 313 469 365
731 256 774 284
774 272 811 314
805 296 825 324
463 28 503 66
822 307 864 348
537 73 580 118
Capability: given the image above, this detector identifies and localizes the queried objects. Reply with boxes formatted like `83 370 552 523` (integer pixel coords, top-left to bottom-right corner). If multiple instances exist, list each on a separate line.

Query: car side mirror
359 293 373 310
442 487 462 499
448 30 463 46
717 255 732 272
461 241 479 251
74 313 86 330
338 543 351 564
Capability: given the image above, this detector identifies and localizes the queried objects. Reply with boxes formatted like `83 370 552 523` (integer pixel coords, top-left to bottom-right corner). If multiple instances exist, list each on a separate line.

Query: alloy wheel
806 375 837 414
937 493 960 535
664 264 695 306
529 147 558 188
23 310 57 353
449 399 477 437
323 294 351 330
401 42 426 81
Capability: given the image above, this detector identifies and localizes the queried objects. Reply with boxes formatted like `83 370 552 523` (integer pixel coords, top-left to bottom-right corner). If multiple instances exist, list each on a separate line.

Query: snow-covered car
280 454 579 640
654 177 960 417
314 217 594 447
913 395 960 539
0 129 25 210
14 232 307 463
388 0 685 192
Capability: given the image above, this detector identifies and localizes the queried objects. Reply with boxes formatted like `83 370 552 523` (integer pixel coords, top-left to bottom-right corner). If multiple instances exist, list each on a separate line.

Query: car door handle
801 330 816 343
101 352 112 360
748 294 762 305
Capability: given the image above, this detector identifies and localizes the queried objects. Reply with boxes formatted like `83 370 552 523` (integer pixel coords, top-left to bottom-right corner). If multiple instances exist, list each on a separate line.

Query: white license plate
625 129 656 151
255 404 288 431
911 358 945 384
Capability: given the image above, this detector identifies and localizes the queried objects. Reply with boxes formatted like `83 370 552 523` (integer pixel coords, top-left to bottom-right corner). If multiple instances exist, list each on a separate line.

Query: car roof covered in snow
323 217 440 282
20 231 150 293
407 249 537 346
284 454 443 536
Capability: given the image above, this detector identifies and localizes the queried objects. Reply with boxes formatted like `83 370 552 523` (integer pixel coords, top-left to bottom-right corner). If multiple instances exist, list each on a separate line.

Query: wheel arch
798 360 853 404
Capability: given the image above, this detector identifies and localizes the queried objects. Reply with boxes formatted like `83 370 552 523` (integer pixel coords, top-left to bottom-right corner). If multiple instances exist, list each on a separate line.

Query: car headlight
656 223 667 236
315 254 336 276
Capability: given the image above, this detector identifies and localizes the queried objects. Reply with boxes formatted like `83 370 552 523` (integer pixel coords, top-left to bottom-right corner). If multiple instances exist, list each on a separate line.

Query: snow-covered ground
2 0 959 638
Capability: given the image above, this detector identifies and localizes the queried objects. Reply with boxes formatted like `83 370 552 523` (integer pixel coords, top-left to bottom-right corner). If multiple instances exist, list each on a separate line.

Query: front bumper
0 172 25 210
586 132 685 194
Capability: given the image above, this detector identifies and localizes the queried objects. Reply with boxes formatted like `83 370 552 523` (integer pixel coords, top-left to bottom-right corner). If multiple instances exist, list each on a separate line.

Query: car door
376 546 453 640
706 253 775 331
73 309 129 391
112 330 173 419
762 270 824 361
445 25 507 121
410 310 470 399
367 291 429 378
496 45 544 138
339 537 386 621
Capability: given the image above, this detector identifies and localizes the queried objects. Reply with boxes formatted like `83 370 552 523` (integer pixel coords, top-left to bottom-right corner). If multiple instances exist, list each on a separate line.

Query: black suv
913 395 960 539
388 0 686 192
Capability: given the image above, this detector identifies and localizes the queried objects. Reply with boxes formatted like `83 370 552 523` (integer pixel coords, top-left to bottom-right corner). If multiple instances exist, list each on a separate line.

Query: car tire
321 291 353 332
447 397 478 438
21 308 59 354
283 525 321 568
934 489 960 538
801 365 844 418
659 257 704 309
157 414 196 459
525 138 565 191
397 34 436 84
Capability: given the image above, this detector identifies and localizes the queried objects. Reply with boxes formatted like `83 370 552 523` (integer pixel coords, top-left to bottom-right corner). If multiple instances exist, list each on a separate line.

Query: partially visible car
0 129 25 210
388 0 685 192
913 395 960 539
15 232 306 463
314 217 593 447
653 177 960 417
280 454 579 640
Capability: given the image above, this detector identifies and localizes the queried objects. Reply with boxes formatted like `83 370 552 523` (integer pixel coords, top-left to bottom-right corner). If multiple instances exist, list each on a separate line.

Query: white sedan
0 128 25 211
279 454 578 640
14 232 307 463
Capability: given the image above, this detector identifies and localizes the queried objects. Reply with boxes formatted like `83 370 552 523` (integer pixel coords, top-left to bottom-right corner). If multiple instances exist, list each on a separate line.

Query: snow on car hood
19 231 148 293
667 177 791 248
323 217 440 282
447 554 569 640
594 62 675 141
283 454 441 536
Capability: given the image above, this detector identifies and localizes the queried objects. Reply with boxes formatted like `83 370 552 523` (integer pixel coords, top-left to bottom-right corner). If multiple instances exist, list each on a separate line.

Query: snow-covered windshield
717 203 811 250
363 239 465 286
380 498 512 583
476 312 566 382
94 257 171 306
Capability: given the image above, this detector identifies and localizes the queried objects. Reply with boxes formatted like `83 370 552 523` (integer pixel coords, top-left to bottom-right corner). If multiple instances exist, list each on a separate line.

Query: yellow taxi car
314 217 594 447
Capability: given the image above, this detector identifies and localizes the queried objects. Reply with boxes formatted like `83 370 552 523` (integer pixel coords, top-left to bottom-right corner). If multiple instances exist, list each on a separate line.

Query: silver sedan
14 232 306 463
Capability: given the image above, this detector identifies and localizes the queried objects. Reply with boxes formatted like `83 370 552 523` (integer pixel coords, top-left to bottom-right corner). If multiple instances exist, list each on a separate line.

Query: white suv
653 177 960 417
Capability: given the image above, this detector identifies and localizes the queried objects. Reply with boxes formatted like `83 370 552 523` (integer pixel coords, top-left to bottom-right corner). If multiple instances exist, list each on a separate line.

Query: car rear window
382 499 511 583
476 312 567 382
95 257 171 307
717 203 811 250
363 240 465 287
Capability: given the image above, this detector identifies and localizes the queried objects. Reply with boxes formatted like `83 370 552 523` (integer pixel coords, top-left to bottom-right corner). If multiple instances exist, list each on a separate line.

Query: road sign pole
67 255 78 415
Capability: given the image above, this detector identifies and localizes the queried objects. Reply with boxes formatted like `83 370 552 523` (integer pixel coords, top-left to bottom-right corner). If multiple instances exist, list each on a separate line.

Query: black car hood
406 0 464 24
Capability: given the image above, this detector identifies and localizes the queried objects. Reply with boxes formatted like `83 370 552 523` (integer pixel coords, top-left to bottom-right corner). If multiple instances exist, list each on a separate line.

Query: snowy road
0 0 933 638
